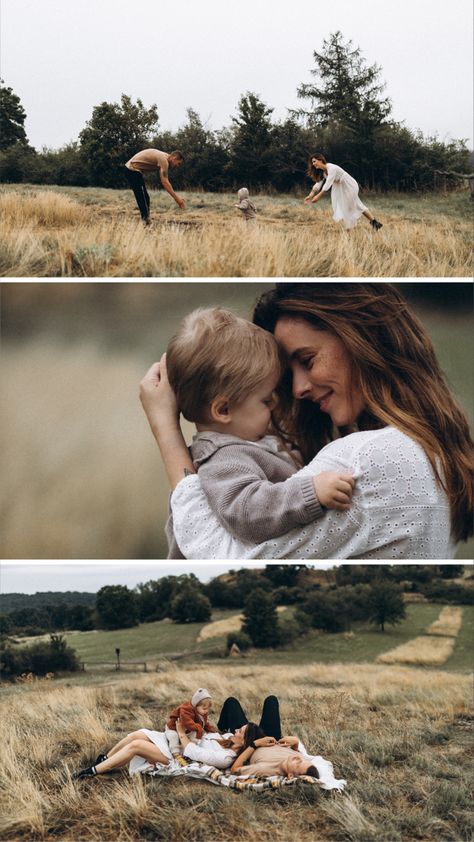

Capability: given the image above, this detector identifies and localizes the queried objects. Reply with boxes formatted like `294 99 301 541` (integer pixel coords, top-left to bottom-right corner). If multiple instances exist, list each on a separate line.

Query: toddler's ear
210 396 232 423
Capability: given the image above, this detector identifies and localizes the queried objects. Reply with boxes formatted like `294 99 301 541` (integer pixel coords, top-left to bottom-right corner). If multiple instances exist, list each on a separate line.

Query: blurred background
1 282 472 560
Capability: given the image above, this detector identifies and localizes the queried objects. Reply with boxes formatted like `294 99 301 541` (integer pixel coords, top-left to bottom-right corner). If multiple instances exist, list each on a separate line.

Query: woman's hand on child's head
313 471 355 510
139 353 180 434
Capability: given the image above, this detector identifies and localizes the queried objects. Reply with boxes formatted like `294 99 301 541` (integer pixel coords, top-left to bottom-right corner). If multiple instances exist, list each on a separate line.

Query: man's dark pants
124 167 150 221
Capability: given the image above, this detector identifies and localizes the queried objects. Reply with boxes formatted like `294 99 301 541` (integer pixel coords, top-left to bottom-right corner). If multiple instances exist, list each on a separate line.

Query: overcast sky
1 562 466 594
0 561 336 593
1 0 472 150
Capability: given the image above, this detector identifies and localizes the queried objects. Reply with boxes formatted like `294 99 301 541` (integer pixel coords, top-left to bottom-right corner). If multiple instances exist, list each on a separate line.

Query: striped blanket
148 756 342 793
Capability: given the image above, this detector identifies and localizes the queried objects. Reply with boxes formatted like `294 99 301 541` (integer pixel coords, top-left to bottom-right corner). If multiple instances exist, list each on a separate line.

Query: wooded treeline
1 33 472 193
1 565 470 637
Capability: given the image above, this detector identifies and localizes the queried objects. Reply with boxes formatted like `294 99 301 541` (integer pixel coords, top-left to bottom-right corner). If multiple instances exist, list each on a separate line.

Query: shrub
226 631 252 652
420 582 474 605
0 634 79 679
169 586 212 623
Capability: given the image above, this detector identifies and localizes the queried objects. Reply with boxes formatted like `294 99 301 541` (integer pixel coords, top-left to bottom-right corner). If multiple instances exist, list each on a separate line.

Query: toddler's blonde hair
167 307 282 423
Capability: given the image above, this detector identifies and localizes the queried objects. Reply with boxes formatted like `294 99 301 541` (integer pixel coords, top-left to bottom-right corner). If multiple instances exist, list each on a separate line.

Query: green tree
367 580 406 632
167 108 229 191
295 32 391 132
79 94 159 187
263 564 307 588
0 79 28 149
169 585 212 623
204 577 242 608
229 92 274 186
267 120 314 192
0 614 12 636
136 574 205 622
295 32 391 185
242 588 280 648
96 585 139 630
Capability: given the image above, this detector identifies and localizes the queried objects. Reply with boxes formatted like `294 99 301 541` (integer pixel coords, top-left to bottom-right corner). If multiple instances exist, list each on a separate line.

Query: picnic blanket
143 755 346 794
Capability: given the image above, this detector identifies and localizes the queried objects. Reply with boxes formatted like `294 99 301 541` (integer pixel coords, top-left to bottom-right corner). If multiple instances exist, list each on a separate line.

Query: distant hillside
0 591 96 613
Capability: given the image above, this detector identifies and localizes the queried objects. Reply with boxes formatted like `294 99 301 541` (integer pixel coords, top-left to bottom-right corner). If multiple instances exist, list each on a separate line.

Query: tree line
1 564 470 679
1 564 469 638
1 33 471 193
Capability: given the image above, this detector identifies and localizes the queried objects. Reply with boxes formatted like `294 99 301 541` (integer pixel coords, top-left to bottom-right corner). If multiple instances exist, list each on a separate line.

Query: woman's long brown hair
307 152 327 182
253 283 474 543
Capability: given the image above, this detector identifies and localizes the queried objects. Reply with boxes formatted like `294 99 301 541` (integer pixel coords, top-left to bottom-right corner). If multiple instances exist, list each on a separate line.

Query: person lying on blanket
73 695 279 779
178 723 319 779
229 734 319 778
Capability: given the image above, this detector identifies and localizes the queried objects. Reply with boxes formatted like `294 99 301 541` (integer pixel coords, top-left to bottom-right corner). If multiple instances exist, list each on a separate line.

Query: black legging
217 695 282 741
124 167 150 220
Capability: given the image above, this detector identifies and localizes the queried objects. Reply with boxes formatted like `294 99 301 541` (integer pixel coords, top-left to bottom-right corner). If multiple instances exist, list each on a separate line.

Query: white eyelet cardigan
170 427 455 560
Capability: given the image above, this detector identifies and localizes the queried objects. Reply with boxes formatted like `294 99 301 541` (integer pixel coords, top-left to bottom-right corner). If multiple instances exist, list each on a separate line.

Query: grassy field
0 184 472 276
11 604 474 678
1 283 472 560
1 632 472 842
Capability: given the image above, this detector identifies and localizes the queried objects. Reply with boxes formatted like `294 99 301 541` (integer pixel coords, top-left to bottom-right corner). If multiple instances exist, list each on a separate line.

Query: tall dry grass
376 606 464 665
376 635 456 666
426 606 464 637
1 187 472 277
1 661 472 842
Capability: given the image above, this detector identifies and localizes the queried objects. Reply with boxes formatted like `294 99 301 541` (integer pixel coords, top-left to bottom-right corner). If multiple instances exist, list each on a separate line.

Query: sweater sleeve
179 705 204 738
171 428 453 560
198 446 323 543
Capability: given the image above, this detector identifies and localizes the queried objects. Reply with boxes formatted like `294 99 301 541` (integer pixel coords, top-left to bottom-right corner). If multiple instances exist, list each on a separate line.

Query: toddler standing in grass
164 307 355 558
165 688 217 758
235 187 257 223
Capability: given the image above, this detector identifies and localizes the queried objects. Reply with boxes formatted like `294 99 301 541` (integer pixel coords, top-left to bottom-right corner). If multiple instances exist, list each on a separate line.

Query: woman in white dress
72 696 281 779
304 153 383 231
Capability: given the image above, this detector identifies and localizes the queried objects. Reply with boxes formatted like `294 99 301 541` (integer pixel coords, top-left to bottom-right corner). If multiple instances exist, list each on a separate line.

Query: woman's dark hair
236 722 266 758
307 152 327 182
253 282 474 543
304 765 319 778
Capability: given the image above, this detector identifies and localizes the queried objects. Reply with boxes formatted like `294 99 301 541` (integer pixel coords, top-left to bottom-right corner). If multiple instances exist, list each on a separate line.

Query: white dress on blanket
318 162 368 229
128 730 236 775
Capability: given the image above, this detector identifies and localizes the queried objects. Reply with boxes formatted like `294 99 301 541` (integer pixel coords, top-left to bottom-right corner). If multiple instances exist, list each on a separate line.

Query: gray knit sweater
166 432 323 559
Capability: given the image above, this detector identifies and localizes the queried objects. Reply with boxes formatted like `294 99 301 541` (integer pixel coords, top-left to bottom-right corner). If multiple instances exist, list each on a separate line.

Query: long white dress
312 162 368 229
128 730 236 775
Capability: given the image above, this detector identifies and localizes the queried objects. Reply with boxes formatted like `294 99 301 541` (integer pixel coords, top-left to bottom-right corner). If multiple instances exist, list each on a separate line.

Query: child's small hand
313 471 355 510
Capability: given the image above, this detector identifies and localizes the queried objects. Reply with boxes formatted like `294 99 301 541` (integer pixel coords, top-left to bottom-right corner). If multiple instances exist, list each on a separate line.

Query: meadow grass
426 607 464 637
1 658 472 842
10 604 474 678
376 636 456 666
1 184 472 277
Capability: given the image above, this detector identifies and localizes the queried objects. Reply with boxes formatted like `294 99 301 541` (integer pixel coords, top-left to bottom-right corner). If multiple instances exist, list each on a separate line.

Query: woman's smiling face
274 317 366 427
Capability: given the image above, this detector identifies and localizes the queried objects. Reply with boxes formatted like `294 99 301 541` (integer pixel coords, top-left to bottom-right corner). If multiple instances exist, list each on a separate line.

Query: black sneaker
94 754 108 765
371 219 383 230
73 766 97 780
